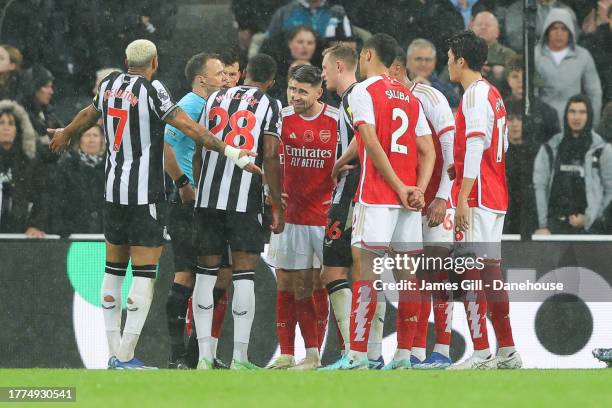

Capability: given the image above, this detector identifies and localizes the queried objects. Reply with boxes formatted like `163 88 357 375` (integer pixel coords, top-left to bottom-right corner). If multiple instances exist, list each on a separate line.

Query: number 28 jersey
196 85 282 213
349 75 431 207
450 79 508 213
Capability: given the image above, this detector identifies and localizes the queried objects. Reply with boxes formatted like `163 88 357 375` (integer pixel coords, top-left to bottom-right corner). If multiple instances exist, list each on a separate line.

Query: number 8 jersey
196 85 282 213
450 79 508 213
349 75 431 207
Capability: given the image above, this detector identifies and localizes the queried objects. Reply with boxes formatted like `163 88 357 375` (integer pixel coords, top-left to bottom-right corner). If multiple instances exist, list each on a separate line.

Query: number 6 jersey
196 85 282 213
349 75 431 207
450 79 508 213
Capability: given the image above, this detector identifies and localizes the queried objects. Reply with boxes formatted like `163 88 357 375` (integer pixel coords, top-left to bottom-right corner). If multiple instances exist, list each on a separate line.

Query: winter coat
534 8 603 127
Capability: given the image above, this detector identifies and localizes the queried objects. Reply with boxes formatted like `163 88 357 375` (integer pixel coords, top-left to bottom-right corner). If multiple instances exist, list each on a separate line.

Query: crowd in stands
0 0 610 238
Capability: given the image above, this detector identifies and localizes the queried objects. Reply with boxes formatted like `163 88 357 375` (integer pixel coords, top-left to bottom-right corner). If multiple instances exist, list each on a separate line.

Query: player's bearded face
289 80 319 114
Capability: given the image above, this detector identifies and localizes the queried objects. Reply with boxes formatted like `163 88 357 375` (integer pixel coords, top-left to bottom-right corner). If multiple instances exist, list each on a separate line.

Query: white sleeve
463 135 484 179
464 88 488 138
349 86 376 128
436 130 455 199
415 103 432 137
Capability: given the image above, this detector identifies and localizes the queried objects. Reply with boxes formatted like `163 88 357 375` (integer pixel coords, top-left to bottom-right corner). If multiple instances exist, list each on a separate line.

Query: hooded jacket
0 99 46 233
533 97 612 230
535 8 602 128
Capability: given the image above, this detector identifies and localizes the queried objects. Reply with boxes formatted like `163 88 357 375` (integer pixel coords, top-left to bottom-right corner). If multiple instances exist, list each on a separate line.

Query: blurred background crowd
0 0 610 239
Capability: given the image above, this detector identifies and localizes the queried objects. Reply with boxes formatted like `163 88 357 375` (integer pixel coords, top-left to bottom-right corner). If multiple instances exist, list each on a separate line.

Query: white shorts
422 208 455 248
351 203 423 254
267 223 323 270
454 207 505 261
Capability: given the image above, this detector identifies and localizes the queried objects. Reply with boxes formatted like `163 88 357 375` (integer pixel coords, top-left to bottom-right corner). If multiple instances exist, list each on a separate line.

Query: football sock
367 300 386 360
396 282 420 353
413 275 431 350
349 280 377 355
211 288 228 346
433 343 450 358
165 282 192 360
276 290 297 356
118 267 156 362
295 295 318 350
101 262 127 358
232 270 255 362
327 279 351 352
193 264 219 361
462 268 490 353
313 288 329 349
482 264 515 348
432 270 453 348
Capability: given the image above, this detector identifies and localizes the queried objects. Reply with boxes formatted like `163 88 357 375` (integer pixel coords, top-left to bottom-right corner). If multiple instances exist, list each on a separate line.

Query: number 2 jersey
450 79 508 213
93 72 178 205
195 85 282 213
349 75 431 207
280 104 338 226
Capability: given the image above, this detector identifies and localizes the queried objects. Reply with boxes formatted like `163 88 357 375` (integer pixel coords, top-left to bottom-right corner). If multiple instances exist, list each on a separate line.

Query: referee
163 53 227 369
49 39 261 369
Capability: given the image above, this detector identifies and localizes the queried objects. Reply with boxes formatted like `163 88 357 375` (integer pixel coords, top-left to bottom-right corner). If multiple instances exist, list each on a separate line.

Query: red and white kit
451 79 508 259
267 104 338 269
410 82 456 246
349 75 431 253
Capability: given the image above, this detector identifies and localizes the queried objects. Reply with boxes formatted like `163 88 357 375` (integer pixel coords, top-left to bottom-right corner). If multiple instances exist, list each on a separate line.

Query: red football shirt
451 79 508 213
350 75 431 207
280 103 338 225
409 83 455 213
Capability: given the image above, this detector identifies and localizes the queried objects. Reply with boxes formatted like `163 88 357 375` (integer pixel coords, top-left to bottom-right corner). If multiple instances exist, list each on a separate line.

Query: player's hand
48 128 68 153
568 214 585 228
426 197 447 227
270 205 285 234
455 199 470 232
179 184 195 203
331 162 357 187
25 227 46 238
238 149 263 175
398 185 423 211
534 228 551 235
447 164 456 181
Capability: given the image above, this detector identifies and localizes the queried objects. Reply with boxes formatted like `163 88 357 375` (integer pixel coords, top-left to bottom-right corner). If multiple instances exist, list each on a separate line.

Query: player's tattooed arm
415 134 435 194
193 145 203 185
49 105 101 152
165 107 227 153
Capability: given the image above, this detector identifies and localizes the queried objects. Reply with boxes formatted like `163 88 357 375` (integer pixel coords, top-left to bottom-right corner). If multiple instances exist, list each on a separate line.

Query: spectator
267 1 353 41
580 4 611 105
499 0 579 51
533 94 612 234
20 65 64 138
471 11 517 88
449 0 493 27
406 38 460 107
0 99 47 237
231 0 287 54
535 8 602 127
54 125 105 236
504 100 539 237
598 101 612 142
219 51 243 88
503 56 560 144
0 44 23 101
581 0 610 34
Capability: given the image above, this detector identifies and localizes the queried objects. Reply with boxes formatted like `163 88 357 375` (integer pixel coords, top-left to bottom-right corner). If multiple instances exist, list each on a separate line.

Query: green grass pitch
1 369 610 407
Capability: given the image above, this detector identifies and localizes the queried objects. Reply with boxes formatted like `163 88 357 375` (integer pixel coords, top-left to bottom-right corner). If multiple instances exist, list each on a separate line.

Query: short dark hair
505 100 522 119
184 52 219 83
446 30 488 72
246 53 277 83
363 33 399 68
287 25 317 43
289 64 323 87
322 43 358 69
506 54 523 74
219 50 240 68
393 45 406 65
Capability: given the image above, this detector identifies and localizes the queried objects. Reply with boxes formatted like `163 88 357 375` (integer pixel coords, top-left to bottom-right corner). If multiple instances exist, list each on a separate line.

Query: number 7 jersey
450 79 508 213
349 75 431 207
196 85 282 213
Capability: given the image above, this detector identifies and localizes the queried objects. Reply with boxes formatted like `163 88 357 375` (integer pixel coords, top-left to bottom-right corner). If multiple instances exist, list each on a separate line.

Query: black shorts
323 169 359 267
194 208 265 256
104 202 167 247
167 200 197 272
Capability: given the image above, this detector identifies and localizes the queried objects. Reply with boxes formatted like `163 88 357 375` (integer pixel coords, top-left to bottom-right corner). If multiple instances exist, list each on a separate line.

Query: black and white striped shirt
195 86 282 213
333 82 359 205
93 72 177 205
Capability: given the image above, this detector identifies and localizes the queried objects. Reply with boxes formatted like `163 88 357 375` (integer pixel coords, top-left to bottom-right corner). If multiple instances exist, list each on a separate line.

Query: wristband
175 174 190 188
224 145 241 160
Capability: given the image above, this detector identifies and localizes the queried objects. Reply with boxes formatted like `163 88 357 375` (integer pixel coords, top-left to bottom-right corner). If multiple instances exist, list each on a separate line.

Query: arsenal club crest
319 130 331 143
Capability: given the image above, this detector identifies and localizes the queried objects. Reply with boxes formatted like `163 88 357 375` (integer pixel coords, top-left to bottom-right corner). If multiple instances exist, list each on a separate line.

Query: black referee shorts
166 200 197 273
104 202 167 247
194 208 265 256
